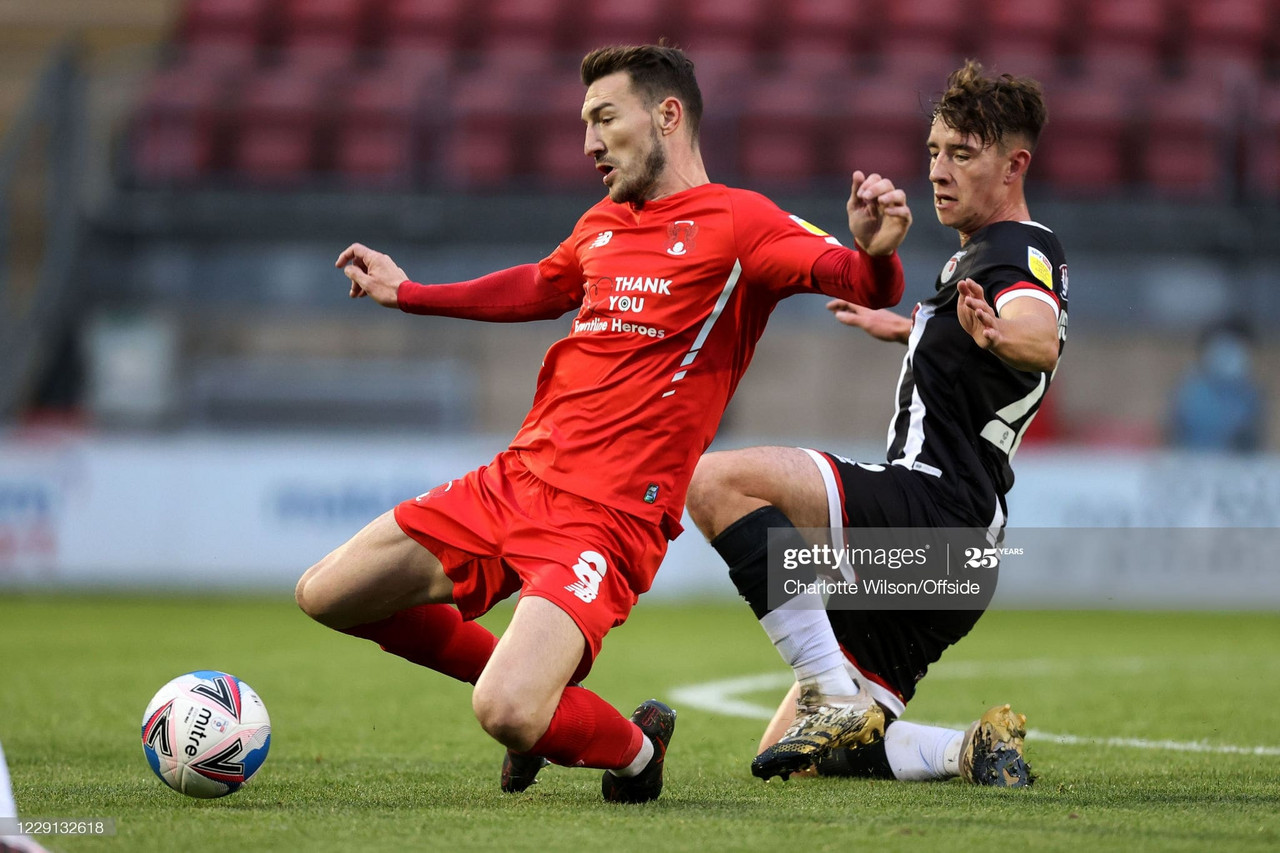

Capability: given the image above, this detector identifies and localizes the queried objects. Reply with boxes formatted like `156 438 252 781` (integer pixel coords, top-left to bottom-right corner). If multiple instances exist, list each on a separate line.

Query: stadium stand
5 0 1280 444
227 64 330 185
1138 77 1236 198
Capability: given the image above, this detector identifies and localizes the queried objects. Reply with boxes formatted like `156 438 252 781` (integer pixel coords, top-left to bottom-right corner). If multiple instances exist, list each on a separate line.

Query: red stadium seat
879 0 971 78
737 73 829 184
569 0 676 54
1032 83 1132 196
180 0 270 47
973 0 1069 79
331 62 443 186
383 0 470 57
1242 83 1280 198
441 70 528 188
131 65 235 183
483 0 567 44
228 66 331 185
1138 79 1234 198
1182 0 1270 81
684 0 772 53
179 38 259 77
527 73 599 191
773 0 871 77
276 0 372 71
832 75 932 185
1077 0 1170 82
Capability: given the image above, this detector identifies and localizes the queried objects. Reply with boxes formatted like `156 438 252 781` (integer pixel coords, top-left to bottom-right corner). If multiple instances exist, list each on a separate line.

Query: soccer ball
140 670 271 798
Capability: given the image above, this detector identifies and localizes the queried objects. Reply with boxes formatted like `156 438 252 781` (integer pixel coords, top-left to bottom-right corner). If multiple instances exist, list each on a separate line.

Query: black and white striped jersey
885 220 1068 523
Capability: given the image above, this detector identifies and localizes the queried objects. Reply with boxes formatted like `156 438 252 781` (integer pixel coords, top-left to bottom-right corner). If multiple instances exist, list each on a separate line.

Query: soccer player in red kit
294 43 912 803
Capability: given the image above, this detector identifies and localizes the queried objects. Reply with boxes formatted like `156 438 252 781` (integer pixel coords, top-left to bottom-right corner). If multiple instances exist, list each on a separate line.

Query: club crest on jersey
1028 246 1053 289
590 230 613 249
666 220 697 256
566 550 608 603
940 250 966 283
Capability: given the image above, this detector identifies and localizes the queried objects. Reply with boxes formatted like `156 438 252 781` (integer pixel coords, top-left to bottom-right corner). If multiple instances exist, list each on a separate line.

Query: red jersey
503 182 899 535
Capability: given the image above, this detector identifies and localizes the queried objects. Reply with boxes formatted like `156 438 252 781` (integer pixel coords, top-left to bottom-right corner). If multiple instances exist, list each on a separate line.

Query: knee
294 561 342 627
687 452 737 524
687 452 749 537
472 682 550 753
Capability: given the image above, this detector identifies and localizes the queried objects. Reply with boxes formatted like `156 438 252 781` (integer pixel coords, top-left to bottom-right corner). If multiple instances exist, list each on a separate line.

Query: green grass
2 596 1279 852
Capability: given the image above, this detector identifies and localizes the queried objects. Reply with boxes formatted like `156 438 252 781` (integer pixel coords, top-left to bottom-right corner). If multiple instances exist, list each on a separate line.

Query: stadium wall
0 433 1277 609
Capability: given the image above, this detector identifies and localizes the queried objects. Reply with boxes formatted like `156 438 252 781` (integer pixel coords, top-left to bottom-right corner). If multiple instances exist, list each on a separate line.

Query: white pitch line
669 670 1280 757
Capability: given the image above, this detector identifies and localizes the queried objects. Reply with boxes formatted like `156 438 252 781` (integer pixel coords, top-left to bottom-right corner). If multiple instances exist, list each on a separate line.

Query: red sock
527 686 645 770
341 604 498 684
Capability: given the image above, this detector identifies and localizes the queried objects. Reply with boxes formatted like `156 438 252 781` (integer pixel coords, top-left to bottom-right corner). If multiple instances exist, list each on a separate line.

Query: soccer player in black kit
687 61 1066 786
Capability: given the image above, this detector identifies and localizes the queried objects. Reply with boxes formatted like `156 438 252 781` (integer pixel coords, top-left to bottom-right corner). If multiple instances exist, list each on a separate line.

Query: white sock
759 607 860 697
883 721 965 781
609 734 654 778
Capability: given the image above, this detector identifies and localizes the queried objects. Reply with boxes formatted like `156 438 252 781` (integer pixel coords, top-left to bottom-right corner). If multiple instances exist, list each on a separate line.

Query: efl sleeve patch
1027 246 1054 290
788 214 843 246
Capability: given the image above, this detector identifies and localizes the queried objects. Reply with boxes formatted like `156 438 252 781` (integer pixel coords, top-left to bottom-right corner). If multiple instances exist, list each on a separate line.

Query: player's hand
826 299 912 343
847 170 912 256
335 242 408 308
956 278 1000 350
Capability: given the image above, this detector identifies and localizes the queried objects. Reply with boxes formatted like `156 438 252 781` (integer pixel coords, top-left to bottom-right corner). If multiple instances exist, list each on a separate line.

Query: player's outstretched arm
336 243 580 322
847 171 912 257
827 299 912 344
956 279 1059 372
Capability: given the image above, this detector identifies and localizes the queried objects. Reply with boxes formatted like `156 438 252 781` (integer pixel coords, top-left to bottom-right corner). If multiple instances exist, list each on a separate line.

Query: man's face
582 71 667 205
927 117 1016 237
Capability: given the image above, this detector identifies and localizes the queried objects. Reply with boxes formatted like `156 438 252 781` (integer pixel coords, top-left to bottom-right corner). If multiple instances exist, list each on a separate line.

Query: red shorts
393 449 668 681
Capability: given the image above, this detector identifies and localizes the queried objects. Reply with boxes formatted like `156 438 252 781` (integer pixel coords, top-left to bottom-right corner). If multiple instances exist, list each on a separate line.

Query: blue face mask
1203 335 1250 381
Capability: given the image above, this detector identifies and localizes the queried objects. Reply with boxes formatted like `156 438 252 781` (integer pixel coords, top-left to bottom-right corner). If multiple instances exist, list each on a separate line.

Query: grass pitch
1 596 1278 852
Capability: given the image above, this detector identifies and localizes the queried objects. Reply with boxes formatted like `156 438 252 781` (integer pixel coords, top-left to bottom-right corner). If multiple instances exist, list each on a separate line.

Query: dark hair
580 43 703 139
932 60 1047 152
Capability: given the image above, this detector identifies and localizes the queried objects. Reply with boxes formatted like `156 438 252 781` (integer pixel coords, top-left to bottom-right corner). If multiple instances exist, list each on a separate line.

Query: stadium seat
227 66 331 185
973 0 1069 80
773 0 870 77
526 73 599 191
383 0 470 57
178 38 259 77
331 62 442 186
483 0 567 42
131 64 234 184
878 0 971 80
180 0 270 48
568 0 676 54
1077 0 1169 82
831 75 933 185
1138 79 1234 198
737 73 830 185
441 70 528 188
1242 82 1280 198
684 0 772 53
1182 0 1270 82
276 0 369 70
1032 83 1132 196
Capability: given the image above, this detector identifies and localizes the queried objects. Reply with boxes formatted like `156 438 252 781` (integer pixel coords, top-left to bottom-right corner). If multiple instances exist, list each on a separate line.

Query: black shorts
800 449 1005 716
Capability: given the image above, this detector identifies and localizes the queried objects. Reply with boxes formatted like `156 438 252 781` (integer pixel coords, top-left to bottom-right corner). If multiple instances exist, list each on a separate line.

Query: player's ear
1005 147 1032 184
656 96 682 137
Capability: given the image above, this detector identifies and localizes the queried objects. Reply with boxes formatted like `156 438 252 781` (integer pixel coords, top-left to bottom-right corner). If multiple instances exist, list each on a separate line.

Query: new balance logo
566 550 608 603
590 230 614 248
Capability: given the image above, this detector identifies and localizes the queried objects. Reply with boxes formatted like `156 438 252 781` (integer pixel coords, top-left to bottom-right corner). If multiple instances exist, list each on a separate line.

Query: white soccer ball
140 670 271 799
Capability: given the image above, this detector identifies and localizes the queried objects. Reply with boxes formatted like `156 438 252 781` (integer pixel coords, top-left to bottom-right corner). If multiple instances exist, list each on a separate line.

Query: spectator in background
1168 319 1265 453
